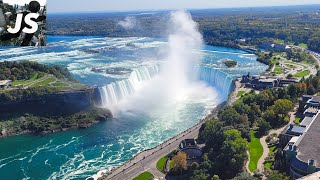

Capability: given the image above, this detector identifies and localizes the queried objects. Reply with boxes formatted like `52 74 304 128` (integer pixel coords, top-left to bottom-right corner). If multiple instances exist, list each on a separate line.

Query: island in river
222 59 238 68
0 61 112 138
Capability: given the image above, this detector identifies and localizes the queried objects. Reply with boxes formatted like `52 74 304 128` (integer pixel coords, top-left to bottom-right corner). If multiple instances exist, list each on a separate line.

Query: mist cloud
112 10 218 114
118 16 137 29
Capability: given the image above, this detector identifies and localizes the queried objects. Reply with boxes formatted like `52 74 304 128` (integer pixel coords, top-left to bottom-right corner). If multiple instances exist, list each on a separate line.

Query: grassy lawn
295 117 301 126
264 162 272 169
274 66 283 74
264 145 277 169
51 82 68 87
271 57 280 64
132 171 154 180
285 63 297 69
248 130 263 172
12 74 39 86
157 156 168 172
294 70 310 77
299 43 308 49
31 77 56 87
273 39 285 44
237 91 246 97
269 145 277 155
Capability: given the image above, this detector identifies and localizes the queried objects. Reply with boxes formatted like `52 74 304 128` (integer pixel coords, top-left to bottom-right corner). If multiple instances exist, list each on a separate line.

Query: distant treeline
0 61 76 81
47 6 320 53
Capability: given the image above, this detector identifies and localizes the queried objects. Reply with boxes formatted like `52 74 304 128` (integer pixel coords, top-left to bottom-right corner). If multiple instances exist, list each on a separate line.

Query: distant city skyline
48 0 320 13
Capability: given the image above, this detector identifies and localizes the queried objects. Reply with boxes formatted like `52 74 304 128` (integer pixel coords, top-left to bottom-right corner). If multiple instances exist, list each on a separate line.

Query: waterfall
98 64 234 107
198 66 234 101
98 64 160 107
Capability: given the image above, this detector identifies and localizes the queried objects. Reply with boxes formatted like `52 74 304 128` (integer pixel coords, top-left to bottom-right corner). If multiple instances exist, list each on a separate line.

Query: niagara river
0 34 267 179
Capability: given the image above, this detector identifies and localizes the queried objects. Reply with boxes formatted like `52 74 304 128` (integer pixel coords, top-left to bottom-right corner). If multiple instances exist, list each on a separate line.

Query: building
0 80 12 89
242 74 297 90
179 139 203 165
180 139 197 149
280 95 320 179
297 171 320 179
283 112 320 179
259 42 291 52
254 78 279 89
299 95 320 112
279 124 306 148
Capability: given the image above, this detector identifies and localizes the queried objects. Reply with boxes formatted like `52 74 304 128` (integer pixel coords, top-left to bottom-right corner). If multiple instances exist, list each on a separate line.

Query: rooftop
296 112 320 166
286 124 306 135
300 116 314 127
184 139 196 147
304 107 319 114
258 79 276 83
297 171 320 179
0 80 12 86
310 96 320 103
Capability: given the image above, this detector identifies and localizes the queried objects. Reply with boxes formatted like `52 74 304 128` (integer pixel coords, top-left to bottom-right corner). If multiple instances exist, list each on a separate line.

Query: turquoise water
0 36 267 179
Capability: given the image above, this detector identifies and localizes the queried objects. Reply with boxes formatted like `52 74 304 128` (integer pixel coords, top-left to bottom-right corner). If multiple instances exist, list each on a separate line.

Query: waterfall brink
98 65 234 108
199 66 234 101
98 64 160 107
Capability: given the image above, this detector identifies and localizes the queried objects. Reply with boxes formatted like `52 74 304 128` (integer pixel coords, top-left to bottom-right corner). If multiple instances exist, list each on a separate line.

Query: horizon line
48 4 320 15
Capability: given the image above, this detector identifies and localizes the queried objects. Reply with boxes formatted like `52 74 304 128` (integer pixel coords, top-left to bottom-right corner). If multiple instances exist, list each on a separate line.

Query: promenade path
99 107 221 180
100 124 201 180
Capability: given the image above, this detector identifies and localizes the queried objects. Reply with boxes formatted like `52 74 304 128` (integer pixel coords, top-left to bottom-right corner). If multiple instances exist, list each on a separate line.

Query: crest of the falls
98 64 234 108
98 64 160 107
199 66 234 100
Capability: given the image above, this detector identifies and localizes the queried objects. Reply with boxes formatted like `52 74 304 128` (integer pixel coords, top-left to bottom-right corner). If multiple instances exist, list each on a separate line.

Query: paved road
100 124 202 180
292 45 320 66
98 106 221 180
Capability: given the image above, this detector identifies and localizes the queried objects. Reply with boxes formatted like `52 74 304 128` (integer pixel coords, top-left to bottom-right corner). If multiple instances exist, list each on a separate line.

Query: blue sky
48 0 320 13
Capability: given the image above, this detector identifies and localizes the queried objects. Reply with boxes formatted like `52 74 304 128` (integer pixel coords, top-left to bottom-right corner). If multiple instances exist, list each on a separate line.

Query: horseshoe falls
0 35 267 180
199 67 234 100
98 65 234 108
98 64 160 107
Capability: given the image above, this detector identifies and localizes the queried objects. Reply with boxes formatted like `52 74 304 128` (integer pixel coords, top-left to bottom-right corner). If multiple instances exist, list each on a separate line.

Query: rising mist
102 10 218 115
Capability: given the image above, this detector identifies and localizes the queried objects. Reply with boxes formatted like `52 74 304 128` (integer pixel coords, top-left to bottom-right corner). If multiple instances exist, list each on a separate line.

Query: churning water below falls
0 35 267 179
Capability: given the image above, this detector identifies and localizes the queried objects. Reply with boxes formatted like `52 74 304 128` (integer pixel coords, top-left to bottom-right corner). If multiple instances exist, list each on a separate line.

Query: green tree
267 171 289 180
272 99 293 118
172 152 187 175
232 172 258 180
214 129 248 179
219 107 249 126
212 175 220 180
258 119 271 136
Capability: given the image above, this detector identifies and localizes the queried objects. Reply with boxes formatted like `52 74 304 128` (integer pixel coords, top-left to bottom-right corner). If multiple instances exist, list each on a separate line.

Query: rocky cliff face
0 87 103 116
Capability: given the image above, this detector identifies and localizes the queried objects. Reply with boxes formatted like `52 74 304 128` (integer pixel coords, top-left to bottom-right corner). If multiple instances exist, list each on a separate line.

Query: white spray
107 10 218 115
